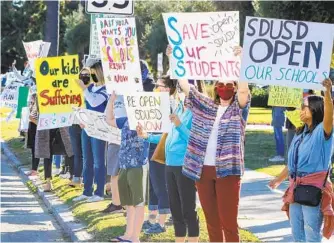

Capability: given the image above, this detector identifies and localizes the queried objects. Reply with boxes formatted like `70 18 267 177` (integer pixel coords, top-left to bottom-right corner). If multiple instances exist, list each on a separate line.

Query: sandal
110 237 132 242
43 182 53 192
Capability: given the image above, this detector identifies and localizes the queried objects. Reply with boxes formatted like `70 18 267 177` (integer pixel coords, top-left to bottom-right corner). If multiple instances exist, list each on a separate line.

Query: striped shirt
182 86 250 181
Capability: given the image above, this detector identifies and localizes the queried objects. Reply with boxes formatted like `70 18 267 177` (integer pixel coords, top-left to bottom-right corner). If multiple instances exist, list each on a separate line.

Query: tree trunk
44 0 59 56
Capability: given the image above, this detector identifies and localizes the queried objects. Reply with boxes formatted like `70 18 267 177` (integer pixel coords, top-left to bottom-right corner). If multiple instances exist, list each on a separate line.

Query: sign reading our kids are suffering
240 17 334 90
268 86 302 107
163 12 240 81
124 92 172 133
35 55 84 130
96 17 143 94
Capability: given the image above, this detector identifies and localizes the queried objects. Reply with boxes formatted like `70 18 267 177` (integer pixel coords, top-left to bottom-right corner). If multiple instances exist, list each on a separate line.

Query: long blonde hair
90 62 105 85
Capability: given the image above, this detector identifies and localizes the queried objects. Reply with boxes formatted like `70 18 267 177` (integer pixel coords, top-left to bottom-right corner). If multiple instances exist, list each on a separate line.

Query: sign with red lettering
23 40 50 74
96 17 143 94
240 17 334 90
124 92 171 132
35 55 84 130
163 12 240 81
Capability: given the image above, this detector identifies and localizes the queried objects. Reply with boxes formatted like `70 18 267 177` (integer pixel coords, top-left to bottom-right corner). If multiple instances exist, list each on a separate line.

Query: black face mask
79 74 90 85
91 73 99 83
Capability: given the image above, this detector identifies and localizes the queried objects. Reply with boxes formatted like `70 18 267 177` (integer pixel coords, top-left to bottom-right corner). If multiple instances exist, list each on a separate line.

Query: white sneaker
73 195 89 202
53 168 61 176
59 172 71 179
87 195 104 203
269 156 285 163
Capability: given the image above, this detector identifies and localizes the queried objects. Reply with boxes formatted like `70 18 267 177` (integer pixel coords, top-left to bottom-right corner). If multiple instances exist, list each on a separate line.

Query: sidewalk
239 169 331 242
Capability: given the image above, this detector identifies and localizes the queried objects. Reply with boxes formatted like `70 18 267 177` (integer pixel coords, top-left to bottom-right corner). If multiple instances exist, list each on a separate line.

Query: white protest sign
124 92 171 132
86 0 134 15
20 107 30 132
240 17 334 90
163 12 240 81
23 40 51 74
157 53 163 73
96 17 143 94
0 82 23 109
90 14 114 58
73 108 121 144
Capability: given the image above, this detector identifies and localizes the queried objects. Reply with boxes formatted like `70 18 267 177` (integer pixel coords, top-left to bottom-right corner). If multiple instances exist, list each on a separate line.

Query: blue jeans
81 130 106 197
274 126 285 156
289 203 323 242
69 125 83 178
53 155 61 169
148 159 170 214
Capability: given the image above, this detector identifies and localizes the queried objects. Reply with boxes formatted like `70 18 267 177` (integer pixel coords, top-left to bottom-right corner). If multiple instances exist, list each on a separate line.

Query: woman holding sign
177 46 250 242
270 79 334 242
137 77 207 242
73 61 109 203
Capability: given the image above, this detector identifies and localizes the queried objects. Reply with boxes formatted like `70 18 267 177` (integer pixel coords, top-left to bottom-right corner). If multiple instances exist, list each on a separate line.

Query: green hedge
250 86 269 108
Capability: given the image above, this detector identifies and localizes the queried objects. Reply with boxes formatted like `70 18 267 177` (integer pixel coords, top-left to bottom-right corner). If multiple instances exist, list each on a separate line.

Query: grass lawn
245 129 286 177
247 107 272 125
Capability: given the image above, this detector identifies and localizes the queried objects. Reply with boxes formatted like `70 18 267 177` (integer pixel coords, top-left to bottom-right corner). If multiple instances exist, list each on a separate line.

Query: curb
1 141 93 242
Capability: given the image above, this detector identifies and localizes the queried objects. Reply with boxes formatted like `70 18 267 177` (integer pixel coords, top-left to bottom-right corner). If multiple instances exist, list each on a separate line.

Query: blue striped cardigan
182 86 250 181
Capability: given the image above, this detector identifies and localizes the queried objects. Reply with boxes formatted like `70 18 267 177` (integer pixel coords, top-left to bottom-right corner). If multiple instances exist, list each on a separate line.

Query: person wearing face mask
137 76 207 242
68 67 90 187
73 61 108 203
176 46 251 242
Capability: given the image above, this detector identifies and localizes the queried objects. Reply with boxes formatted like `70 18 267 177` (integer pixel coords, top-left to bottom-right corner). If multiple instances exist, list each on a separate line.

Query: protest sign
268 86 302 107
0 81 23 109
96 17 143 94
163 12 240 81
90 14 114 58
73 108 121 144
157 53 163 74
35 55 84 130
23 40 50 74
240 17 334 90
20 107 30 132
286 110 303 128
124 92 171 132
16 86 29 118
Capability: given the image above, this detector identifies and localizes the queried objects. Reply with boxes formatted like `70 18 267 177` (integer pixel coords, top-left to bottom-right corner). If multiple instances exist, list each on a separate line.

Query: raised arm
322 78 333 137
238 81 251 109
105 92 117 128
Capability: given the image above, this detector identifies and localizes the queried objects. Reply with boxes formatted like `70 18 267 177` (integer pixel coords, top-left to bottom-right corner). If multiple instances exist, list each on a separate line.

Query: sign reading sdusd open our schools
240 17 334 90
35 55 84 130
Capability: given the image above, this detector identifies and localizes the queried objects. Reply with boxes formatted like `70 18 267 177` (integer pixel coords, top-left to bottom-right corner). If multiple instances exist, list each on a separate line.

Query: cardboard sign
268 86 302 108
124 92 171 132
96 17 143 94
35 55 84 130
23 40 51 74
73 108 121 144
86 0 134 15
90 14 114 58
16 86 29 118
0 82 23 109
286 110 303 128
240 17 334 90
163 12 240 81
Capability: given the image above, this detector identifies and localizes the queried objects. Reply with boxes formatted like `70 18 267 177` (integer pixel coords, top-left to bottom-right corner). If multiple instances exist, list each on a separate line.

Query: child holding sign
106 89 149 243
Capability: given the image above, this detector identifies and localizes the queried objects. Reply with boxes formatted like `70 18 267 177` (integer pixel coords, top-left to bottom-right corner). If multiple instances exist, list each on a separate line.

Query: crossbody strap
294 132 331 188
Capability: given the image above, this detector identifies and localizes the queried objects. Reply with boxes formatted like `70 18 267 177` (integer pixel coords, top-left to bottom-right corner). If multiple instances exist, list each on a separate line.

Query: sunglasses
215 83 235 89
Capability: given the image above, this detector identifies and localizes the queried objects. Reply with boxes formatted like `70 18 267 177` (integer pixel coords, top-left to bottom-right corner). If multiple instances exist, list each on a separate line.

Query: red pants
196 166 241 242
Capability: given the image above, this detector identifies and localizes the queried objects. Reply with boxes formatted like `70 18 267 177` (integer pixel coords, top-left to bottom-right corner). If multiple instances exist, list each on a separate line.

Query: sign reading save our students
35 55 84 130
163 12 240 81
240 17 334 90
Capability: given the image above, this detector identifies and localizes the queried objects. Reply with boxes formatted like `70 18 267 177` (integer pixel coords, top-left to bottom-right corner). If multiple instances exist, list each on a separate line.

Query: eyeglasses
215 83 234 89
155 84 167 88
